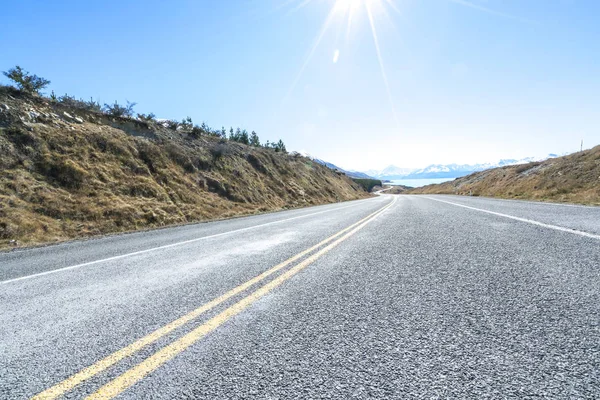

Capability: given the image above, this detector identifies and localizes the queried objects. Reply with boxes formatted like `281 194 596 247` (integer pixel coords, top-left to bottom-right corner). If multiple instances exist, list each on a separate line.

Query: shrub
210 143 231 161
180 116 193 130
165 120 180 130
47 159 88 189
58 94 102 112
2 65 50 94
190 125 204 138
137 113 156 122
103 100 136 117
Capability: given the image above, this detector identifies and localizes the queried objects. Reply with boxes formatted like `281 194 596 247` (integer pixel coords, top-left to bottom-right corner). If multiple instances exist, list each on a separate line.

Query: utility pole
581 140 583 152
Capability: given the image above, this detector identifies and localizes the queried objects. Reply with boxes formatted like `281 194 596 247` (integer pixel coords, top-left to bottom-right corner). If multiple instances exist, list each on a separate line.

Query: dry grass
0 91 368 249
409 147 600 205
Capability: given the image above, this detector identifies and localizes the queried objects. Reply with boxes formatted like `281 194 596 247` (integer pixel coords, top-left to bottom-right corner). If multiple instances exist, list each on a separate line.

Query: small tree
240 129 250 145
3 65 50 94
250 131 260 147
181 116 193 130
221 126 227 139
272 139 287 153
137 112 156 122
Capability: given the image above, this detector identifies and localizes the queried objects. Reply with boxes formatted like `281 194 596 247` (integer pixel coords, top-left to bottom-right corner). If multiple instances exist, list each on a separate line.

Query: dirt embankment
0 89 368 249
409 147 600 205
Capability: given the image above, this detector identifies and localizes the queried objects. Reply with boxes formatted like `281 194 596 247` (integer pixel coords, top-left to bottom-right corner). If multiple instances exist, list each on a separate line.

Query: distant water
389 178 454 188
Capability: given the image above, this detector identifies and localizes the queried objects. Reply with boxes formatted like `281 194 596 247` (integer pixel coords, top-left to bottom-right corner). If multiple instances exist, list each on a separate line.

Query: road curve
1 194 599 399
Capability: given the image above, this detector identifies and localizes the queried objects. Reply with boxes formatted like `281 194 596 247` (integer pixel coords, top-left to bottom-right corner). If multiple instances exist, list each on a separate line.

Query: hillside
0 87 368 249
409 146 600 205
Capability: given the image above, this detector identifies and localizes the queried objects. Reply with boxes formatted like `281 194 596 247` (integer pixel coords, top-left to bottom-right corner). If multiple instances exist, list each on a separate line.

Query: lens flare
282 0 402 128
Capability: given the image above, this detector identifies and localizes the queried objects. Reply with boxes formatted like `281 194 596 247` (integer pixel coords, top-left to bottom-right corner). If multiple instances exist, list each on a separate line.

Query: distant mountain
367 165 414 178
298 152 376 179
366 155 560 180
313 159 376 179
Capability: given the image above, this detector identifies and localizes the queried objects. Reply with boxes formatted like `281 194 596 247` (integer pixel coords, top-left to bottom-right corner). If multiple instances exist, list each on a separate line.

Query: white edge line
423 196 600 241
1 199 382 285
441 194 597 209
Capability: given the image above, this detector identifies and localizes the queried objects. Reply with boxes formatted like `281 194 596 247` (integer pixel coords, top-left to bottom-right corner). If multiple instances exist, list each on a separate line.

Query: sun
282 0 402 126
278 0 526 128
333 0 366 12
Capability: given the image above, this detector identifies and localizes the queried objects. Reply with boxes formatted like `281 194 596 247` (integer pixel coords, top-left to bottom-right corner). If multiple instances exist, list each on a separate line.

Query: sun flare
282 0 401 126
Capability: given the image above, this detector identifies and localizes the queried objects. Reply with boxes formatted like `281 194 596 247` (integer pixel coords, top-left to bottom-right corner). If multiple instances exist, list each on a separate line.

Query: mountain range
303 152 561 181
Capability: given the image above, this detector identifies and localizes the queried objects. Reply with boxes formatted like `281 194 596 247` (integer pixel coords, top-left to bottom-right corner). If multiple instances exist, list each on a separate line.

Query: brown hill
409 147 600 205
0 88 368 249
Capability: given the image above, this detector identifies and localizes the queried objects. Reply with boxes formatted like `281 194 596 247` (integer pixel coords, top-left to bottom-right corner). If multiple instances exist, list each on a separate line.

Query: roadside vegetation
2 65 288 152
351 178 383 192
409 147 600 205
0 66 368 249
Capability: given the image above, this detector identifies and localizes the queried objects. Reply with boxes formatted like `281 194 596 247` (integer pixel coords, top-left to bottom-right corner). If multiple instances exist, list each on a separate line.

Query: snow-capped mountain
366 166 414 178
367 154 560 180
296 151 562 181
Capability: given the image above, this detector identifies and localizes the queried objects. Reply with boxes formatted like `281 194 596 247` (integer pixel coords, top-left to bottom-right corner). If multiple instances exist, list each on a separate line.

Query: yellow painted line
32 197 394 400
86 197 394 400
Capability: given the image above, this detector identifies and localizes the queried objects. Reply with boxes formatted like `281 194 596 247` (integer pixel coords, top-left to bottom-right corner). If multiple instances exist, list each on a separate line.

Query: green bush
57 94 102 112
103 100 136 117
351 178 382 192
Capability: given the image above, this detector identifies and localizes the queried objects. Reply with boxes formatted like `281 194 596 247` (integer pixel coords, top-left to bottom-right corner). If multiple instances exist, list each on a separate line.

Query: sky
1 0 599 171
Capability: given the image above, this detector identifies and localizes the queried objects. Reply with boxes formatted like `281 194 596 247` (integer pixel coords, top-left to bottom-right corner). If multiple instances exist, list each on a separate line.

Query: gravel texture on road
1 195 598 399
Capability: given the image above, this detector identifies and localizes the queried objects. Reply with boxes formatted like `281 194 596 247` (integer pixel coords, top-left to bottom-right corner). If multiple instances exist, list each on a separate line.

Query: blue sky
2 0 599 170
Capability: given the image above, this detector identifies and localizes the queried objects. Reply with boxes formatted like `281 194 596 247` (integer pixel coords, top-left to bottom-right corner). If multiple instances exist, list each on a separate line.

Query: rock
28 110 41 121
63 111 75 121
9 240 19 247
74 117 84 124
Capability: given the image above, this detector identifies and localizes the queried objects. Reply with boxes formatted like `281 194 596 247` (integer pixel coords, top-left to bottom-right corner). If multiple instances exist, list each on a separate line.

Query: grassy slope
0 89 368 249
409 146 600 205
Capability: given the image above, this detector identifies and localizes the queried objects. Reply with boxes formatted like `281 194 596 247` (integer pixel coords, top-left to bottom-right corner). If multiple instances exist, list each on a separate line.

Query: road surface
1 195 599 399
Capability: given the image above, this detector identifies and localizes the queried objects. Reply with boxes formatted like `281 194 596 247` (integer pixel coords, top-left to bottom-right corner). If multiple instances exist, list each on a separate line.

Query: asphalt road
1 194 599 399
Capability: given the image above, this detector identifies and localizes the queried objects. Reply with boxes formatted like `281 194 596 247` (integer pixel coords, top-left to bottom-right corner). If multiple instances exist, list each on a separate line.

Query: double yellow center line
33 197 395 399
